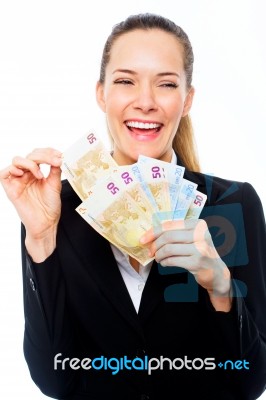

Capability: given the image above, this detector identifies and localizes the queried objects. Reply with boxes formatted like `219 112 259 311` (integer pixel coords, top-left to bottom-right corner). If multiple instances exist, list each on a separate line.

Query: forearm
208 290 232 312
22 227 77 397
207 268 232 312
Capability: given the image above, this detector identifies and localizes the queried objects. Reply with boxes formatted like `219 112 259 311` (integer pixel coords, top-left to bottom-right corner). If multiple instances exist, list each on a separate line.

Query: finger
8 165 25 177
12 156 44 179
47 166 62 188
142 229 196 255
140 219 198 244
158 255 196 269
155 230 196 247
26 148 62 167
162 219 197 231
140 221 184 244
153 243 194 260
141 218 209 245
0 166 14 180
0 165 26 181
148 231 194 257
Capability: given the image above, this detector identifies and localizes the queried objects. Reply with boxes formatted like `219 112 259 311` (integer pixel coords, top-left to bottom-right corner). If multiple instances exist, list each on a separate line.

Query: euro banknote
185 190 207 220
138 155 185 219
111 165 161 225
76 173 153 266
172 178 198 220
137 155 171 214
62 132 117 201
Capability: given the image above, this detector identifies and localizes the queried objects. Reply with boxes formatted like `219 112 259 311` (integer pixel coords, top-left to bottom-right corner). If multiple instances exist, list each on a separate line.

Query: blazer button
29 278 36 291
136 348 146 357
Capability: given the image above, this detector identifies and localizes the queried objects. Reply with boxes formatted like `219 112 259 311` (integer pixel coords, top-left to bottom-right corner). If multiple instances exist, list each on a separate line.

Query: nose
133 84 158 113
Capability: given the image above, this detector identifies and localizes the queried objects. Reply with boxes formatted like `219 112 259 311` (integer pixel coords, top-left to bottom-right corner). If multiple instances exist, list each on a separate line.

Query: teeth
126 121 161 129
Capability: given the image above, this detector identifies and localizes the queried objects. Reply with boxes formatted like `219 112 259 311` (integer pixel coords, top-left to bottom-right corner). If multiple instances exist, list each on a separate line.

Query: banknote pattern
110 165 161 226
137 155 171 214
76 173 153 265
172 178 198 220
63 134 207 265
62 133 118 200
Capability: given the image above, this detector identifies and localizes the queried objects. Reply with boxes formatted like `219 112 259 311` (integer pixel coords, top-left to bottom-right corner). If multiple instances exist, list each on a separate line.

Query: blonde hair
99 13 200 172
173 115 200 171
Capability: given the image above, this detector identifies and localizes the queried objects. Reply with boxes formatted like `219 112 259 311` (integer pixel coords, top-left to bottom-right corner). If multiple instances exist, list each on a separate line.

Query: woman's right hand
0 148 62 262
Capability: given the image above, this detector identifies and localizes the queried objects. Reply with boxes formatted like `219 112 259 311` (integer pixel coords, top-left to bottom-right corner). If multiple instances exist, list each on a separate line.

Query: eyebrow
112 69 180 78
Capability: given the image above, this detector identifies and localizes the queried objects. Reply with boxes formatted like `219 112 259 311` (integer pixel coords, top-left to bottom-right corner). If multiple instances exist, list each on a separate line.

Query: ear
96 81 106 113
182 86 195 117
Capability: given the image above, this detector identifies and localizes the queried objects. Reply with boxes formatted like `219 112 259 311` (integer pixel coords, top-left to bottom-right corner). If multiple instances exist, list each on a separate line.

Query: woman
0 13 266 400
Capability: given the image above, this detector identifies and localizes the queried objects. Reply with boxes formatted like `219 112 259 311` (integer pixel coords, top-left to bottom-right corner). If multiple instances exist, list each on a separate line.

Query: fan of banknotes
62 132 207 266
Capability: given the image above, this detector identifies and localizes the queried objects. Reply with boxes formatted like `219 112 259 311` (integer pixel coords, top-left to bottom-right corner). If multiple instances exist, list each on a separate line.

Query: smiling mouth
125 120 162 134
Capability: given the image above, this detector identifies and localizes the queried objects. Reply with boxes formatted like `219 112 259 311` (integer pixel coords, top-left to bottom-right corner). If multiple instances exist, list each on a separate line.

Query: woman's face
96 28 194 165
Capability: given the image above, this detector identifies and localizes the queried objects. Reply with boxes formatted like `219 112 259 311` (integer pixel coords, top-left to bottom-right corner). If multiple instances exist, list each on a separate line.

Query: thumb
47 166 62 189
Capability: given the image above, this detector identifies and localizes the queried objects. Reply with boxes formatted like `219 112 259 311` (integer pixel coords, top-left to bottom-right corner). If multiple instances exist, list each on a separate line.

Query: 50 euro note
172 178 198 220
62 132 117 201
185 190 207 220
111 165 161 225
76 173 154 266
137 155 171 217
148 159 185 218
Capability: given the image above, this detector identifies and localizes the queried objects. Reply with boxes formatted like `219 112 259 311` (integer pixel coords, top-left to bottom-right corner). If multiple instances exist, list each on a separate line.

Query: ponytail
172 115 200 172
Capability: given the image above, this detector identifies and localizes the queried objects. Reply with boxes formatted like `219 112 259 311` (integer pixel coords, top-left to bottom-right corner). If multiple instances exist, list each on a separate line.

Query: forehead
108 29 184 71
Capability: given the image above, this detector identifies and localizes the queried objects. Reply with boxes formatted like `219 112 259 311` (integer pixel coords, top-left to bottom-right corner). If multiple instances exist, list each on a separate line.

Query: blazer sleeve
206 182 266 399
235 183 266 397
21 225 77 399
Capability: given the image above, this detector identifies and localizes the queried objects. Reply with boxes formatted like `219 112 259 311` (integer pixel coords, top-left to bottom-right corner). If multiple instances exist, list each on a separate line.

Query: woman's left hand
140 219 232 311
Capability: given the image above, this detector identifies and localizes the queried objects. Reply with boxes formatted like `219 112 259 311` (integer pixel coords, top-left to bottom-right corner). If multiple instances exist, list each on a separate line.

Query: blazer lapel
139 160 203 322
138 261 163 321
61 193 144 339
84 231 145 339
138 262 189 322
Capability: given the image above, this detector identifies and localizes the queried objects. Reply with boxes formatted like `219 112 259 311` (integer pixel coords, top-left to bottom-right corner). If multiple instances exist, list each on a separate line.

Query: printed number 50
194 194 203 206
152 166 161 178
107 182 119 195
87 133 96 144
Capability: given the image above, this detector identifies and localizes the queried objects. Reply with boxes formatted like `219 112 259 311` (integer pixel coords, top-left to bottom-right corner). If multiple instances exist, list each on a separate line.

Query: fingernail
53 157 62 165
139 236 147 244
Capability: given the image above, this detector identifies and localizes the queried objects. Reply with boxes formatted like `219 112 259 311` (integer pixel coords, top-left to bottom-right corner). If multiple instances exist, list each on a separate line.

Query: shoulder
185 170 261 207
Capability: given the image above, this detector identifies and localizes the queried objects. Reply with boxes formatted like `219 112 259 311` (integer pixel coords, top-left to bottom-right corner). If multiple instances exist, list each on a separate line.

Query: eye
159 82 178 89
114 79 134 85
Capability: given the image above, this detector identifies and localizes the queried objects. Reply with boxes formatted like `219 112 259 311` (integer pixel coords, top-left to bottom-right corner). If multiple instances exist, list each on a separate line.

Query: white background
0 0 265 398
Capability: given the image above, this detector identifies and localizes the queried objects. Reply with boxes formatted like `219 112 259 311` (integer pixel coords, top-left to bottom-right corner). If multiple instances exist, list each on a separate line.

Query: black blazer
21 169 266 400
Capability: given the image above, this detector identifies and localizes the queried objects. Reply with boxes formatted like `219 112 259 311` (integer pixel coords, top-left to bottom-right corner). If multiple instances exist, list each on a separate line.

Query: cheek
158 94 183 119
105 94 125 117
166 97 184 116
